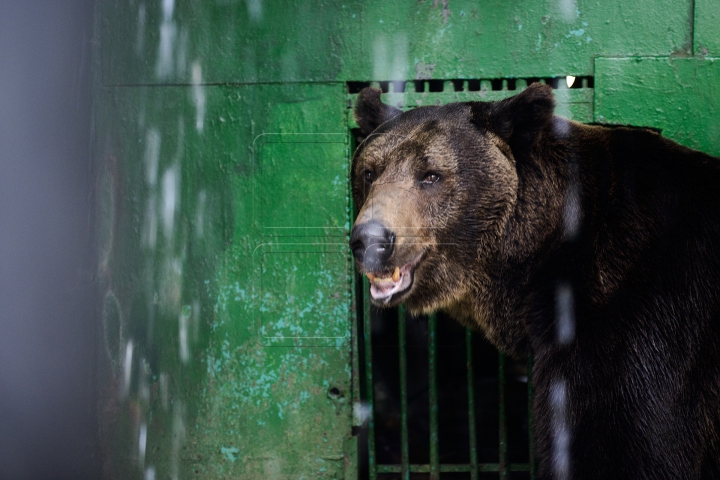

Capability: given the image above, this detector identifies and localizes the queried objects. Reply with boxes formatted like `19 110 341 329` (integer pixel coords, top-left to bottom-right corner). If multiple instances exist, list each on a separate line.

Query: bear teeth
374 276 395 285
367 267 401 283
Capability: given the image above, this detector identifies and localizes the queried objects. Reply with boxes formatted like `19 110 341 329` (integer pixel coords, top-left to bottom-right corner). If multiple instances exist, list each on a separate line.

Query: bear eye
364 170 376 183
421 172 441 185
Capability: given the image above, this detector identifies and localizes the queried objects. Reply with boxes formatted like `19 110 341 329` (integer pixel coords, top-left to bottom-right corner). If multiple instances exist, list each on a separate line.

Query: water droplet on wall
156 0 177 79
192 62 206 132
161 165 179 239
122 339 134 399
550 379 571 480
555 282 575 344
138 422 148 466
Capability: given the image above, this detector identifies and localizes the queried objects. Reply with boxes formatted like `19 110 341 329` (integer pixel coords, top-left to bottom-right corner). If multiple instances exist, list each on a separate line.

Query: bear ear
354 87 403 136
486 83 556 149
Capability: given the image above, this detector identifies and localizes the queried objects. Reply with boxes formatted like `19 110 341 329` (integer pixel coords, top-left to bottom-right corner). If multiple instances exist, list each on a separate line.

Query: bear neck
470 119 720 357
465 119 572 356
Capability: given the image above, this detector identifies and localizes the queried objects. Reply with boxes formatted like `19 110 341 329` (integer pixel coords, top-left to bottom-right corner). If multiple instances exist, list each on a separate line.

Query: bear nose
350 221 396 268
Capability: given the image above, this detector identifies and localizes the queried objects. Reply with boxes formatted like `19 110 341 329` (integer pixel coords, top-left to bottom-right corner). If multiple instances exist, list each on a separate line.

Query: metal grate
346 76 596 126
347 76 593 95
359 280 534 480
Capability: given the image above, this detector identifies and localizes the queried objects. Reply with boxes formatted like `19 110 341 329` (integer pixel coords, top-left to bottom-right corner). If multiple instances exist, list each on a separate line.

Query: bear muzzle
365 262 416 304
350 220 396 269
350 221 426 304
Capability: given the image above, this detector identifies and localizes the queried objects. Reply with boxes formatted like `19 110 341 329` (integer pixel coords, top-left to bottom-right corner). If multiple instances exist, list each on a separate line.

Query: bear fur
350 84 720 479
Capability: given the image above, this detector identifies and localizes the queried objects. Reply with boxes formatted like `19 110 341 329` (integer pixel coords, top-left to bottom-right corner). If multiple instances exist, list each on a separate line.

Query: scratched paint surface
100 0 691 85
94 80 354 478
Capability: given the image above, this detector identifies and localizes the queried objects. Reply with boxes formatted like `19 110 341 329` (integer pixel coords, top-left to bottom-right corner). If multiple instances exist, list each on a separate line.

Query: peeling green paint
221 446 240 463
94 80 353 478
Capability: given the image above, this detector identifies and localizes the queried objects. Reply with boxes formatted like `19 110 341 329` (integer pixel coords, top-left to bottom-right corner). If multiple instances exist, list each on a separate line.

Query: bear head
350 83 558 327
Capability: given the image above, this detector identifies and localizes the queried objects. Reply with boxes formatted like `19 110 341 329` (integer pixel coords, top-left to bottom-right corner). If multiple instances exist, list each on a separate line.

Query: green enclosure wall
94 1 720 478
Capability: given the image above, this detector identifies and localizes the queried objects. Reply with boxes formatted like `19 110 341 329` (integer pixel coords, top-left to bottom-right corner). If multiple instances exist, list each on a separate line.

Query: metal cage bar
466 328 479 480
363 280 377 480
376 463 531 473
528 355 536 479
428 313 440 480
499 352 508 479
398 305 410 480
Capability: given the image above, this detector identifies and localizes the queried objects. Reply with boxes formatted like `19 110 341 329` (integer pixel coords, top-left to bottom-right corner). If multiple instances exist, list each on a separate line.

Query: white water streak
192 62 205 132
551 379 571 480
156 0 177 79
556 282 575 344
122 340 134 398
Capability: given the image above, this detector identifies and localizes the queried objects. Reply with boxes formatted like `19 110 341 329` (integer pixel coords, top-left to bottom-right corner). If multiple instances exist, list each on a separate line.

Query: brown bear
350 84 720 479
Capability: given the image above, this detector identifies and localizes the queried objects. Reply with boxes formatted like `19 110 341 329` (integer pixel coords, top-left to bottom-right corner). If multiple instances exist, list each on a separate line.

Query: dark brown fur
351 84 720 479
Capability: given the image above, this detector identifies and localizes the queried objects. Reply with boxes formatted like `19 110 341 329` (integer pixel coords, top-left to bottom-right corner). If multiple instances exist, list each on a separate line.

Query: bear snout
350 220 396 270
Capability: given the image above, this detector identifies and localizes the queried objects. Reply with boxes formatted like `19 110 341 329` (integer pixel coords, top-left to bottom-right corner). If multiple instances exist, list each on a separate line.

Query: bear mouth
365 252 424 304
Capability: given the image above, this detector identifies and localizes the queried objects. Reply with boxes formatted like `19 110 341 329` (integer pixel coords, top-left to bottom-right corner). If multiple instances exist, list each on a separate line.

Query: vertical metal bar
398 305 410 480
428 313 440 480
351 274 361 418
363 280 377 480
466 328 479 480
499 352 508 480
527 354 535 480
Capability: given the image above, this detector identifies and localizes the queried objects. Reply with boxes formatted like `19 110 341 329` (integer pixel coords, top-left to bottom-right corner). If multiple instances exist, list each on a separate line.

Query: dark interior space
367 307 531 479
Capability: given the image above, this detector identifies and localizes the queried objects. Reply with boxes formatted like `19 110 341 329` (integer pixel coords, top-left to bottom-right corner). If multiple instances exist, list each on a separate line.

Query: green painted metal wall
94 1 719 478
101 0 696 84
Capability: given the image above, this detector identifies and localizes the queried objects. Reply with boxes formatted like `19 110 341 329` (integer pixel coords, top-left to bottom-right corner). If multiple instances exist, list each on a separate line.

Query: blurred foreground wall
0 1 98 479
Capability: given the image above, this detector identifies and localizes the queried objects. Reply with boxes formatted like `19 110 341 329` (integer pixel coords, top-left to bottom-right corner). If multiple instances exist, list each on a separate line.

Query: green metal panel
352 0 691 80
695 0 720 56
95 82 355 478
100 1 692 85
594 57 720 156
98 0 356 85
